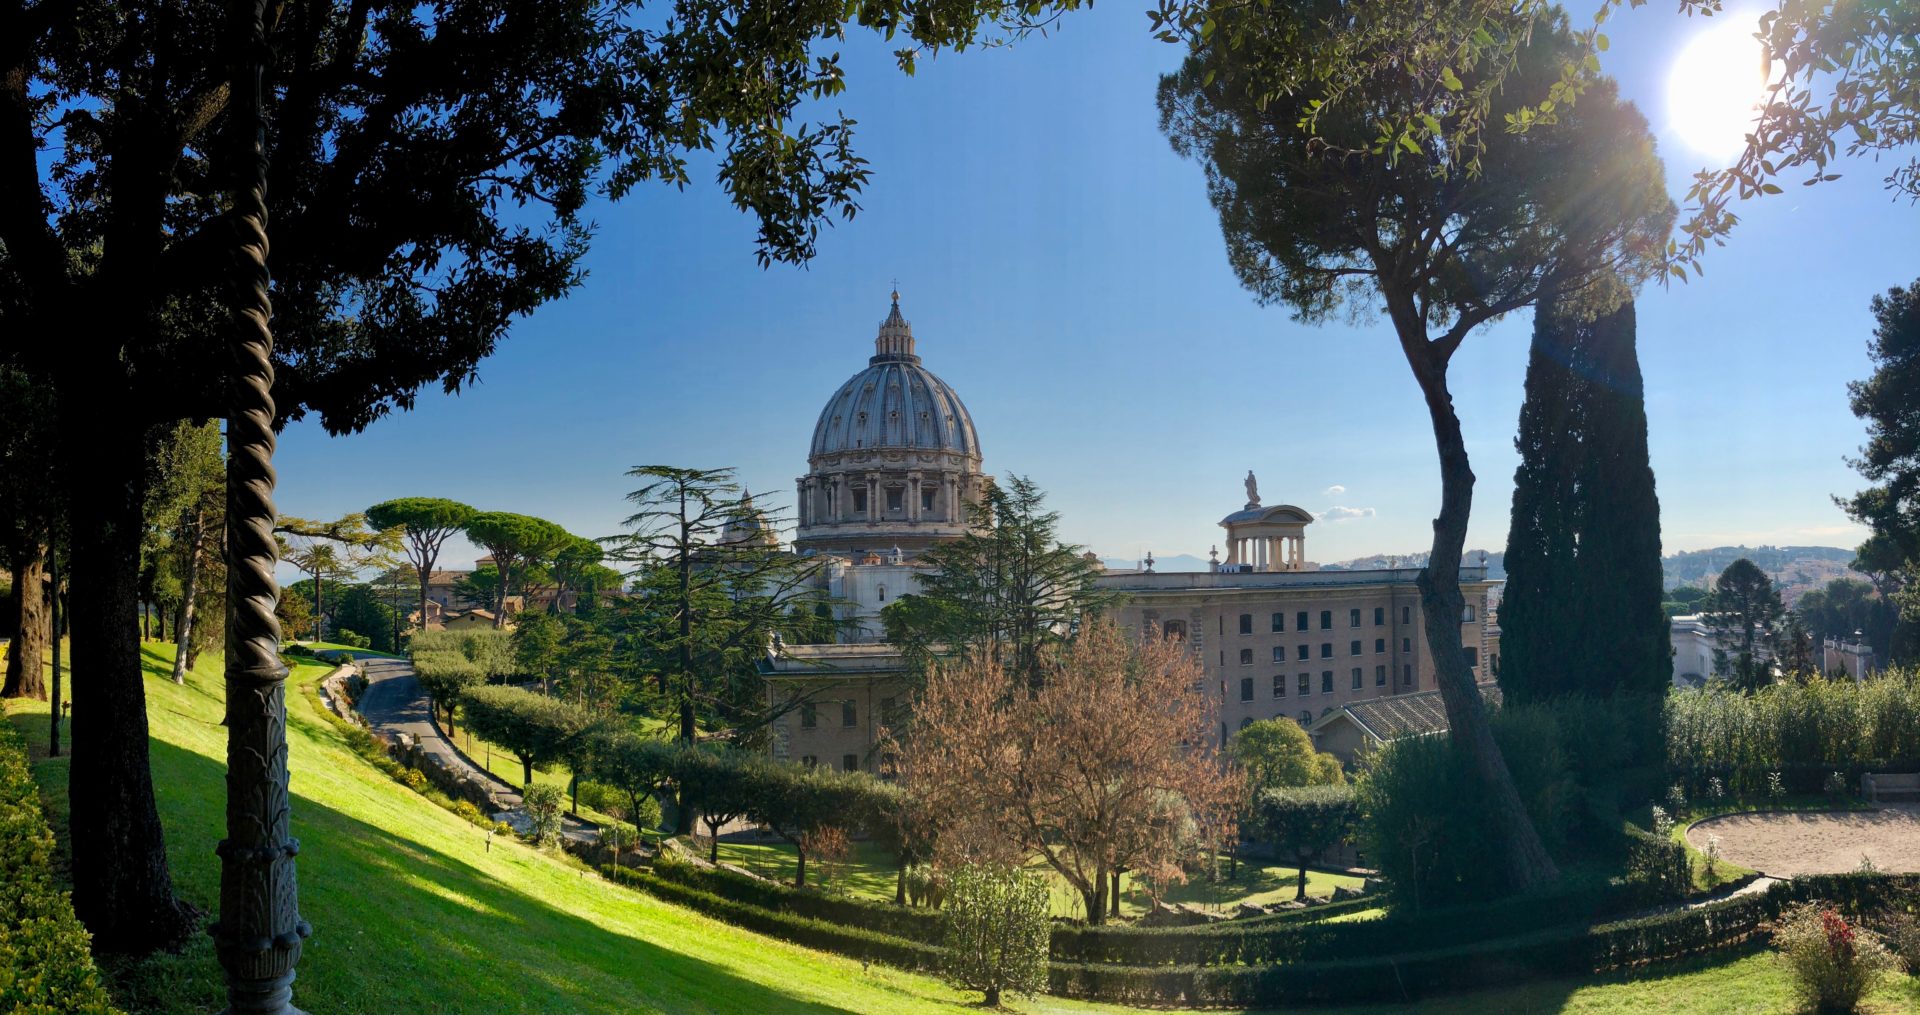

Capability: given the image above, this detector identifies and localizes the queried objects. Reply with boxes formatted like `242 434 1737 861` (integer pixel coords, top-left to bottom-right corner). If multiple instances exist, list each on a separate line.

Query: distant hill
1660 545 1865 603
1322 550 1507 580
1099 553 1210 573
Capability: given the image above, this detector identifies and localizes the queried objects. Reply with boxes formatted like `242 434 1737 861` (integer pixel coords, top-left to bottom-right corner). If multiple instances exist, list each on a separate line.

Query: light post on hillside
211 0 309 1011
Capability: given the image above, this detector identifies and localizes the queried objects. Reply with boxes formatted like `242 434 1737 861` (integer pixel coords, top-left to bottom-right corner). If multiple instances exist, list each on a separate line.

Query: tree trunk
895 864 907 906
521 757 533 789
1084 867 1106 926
984 986 1000 1008
1403 336 1560 892
1295 855 1309 901
48 546 61 758
1110 868 1121 918
65 415 196 953
568 771 578 816
794 846 807 888
170 507 203 683
2 545 48 699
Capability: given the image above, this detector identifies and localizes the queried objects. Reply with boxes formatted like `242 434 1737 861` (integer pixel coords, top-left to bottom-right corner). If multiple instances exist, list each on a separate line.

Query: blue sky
272 3 1920 572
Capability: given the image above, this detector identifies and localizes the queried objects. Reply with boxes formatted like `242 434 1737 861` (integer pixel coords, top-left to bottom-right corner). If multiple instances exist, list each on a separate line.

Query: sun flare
1666 17 1771 160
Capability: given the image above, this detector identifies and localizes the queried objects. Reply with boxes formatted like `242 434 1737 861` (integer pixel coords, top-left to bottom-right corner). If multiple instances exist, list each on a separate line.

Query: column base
220 971 308 1015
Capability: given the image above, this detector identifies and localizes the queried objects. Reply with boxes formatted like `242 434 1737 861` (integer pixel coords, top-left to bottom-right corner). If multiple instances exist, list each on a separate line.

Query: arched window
1238 716 1253 730
877 585 886 602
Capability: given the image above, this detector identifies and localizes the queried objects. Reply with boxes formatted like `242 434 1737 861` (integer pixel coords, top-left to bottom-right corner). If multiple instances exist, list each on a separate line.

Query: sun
1666 17 1771 160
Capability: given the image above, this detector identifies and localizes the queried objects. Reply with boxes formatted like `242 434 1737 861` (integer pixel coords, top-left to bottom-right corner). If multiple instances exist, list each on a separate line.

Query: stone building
1100 477 1498 744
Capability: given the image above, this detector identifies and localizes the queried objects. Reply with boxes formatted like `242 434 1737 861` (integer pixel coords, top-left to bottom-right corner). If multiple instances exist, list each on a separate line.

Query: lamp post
211 1 308 1011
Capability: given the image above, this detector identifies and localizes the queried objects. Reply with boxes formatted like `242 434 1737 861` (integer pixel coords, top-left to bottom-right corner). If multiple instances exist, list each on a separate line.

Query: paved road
355 657 596 843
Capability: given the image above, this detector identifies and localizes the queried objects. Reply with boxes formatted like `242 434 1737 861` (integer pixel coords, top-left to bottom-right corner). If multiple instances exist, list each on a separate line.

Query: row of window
1238 665 1404 701
796 696 905 730
1232 638 1408 666
798 753 863 772
1229 603 1477 636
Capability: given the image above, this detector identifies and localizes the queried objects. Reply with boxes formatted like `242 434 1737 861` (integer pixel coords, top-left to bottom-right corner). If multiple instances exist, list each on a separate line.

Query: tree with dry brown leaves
895 619 1241 925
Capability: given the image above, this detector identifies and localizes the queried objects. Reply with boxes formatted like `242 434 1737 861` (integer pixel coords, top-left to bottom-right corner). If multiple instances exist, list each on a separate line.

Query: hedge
0 713 120 1013
602 864 941 970
1047 874 1920 1006
649 854 945 945
1047 881 1632 966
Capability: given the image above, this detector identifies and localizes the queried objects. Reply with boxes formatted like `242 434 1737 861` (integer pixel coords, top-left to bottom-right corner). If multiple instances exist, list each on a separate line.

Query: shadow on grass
9 709 862 1015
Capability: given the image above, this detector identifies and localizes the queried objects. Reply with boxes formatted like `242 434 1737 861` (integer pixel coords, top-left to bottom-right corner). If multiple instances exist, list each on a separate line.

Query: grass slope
4 642 1914 1013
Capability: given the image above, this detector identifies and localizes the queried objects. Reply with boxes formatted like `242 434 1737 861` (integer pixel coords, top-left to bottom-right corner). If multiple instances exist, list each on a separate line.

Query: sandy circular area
1685 805 1920 877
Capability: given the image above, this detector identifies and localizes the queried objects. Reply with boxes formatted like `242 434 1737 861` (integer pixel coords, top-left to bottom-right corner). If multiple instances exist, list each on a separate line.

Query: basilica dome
793 292 991 559
808 294 981 462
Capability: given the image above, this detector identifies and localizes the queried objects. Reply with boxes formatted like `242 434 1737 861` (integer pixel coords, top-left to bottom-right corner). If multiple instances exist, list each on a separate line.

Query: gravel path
1685 806 1920 877
356 656 597 844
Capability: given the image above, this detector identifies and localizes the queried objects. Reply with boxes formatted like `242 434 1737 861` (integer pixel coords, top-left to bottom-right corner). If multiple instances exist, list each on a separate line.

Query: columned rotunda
794 292 991 557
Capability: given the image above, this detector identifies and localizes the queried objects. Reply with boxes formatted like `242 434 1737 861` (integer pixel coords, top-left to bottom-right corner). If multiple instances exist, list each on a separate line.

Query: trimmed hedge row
602 864 941 970
1048 881 1631 966
0 713 120 1013
1048 874 1920 1006
650 855 945 945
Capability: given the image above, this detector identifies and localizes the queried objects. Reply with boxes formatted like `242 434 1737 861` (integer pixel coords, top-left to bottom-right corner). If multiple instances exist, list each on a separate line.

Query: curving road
354 656 596 843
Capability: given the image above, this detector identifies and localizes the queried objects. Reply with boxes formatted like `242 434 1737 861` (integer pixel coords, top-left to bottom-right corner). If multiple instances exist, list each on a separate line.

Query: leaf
1440 67 1463 91
1398 133 1422 155
1596 33 1610 52
1761 183 1783 194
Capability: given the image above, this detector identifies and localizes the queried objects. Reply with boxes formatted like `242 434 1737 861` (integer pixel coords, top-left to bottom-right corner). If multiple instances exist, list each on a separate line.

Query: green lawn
6 642 1916 1013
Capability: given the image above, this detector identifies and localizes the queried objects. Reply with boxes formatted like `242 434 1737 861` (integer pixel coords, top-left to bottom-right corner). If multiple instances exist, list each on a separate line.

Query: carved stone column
213 2 309 1011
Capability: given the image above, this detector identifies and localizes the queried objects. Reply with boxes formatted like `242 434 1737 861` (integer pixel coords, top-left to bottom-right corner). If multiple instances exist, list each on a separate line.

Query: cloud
1319 505 1376 522
1323 485 1346 497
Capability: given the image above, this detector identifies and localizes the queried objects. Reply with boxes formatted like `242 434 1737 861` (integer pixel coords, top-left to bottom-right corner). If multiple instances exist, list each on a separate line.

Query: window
922 488 937 513
1296 645 1309 661
1298 674 1310 695
1239 716 1253 730
1299 711 1313 725
877 585 886 602
1463 604 1478 623
1296 611 1309 631
1403 606 1412 624
842 700 857 727
1351 668 1363 690
1240 677 1254 702
1320 643 1333 659
1163 619 1188 641
880 753 899 779
1350 640 1362 656
1375 665 1387 686
800 702 817 729
1374 607 1385 626
1402 637 1412 653
801 755 818 767
1350 608 1362 628
852 487 868 514
886 487 903 512
1320 671 1334 693
843 754 859 772
1239 613 1253 635
1403 664 1413 685
880 696 900 727
1466 647 1480 668
1375 638 1386 654
1220 651 1225 666
1239 649 1254 665
1273 674 1287 697
1272 646 1285 663
1271 612 1286 632
1320 610 1333 630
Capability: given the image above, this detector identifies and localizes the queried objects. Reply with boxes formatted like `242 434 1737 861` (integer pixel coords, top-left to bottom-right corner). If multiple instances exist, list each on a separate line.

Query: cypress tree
1501 300 1671 712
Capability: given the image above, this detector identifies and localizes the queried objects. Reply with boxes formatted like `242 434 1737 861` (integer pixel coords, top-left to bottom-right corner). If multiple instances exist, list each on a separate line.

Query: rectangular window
886 487 903 512
800 702 817 729
1320 643 1333 659
1466 647 1480 668
843 754 859 772
1463 604 1478 623
842 700 857 727
1349 608 1362 628
1321 671 1334 693
1402 637 1412 653
1273 674 1287 697
852 488 868 514
1298 674 1310 695
1297 645 1309 661
1239 649 1254 665
1296 611 1309 631
1239 613 1253 635
801 755 818 767
1375 665 1387 686
1374 607 1385 626
880 753 898 779
1271 612 1286 632
922 488 936 513
1299 711 1313 725
1351 668 1363 690
1320 610 1333 630
1272 646 1285 663
1350 640 1362 656
1240 677 1254 702
1403 664 1413 686
880 696 899 727
1375 638 1386 654
1403 606 1412 624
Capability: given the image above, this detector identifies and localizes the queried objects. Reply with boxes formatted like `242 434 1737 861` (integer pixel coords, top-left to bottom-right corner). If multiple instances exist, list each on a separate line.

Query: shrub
1866 907 1920 975
333 628 372 649
461 684 595 789
452 800 486 826
523 783 566 849
1825 771 1850 799
1773 902 1900 1012
1665 783 1688 814
1666 677 1920 795
942 863 1051 1007
1246 786 1357 902
647 855 945 943
0 716 120 1013
1624 826 1693 904
402 768 429 793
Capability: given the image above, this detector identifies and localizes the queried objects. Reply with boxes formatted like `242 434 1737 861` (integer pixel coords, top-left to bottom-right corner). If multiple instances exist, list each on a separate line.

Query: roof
808 294 980 462
759 642 917 680
1309 682 1504 743
1096 565 1494 594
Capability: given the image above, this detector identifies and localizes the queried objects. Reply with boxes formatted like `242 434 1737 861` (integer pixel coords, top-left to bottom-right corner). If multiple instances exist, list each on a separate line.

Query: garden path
1685 806 1920 877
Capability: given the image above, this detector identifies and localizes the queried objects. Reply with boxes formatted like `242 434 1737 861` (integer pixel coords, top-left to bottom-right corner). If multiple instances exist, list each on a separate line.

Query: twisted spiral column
212 2 308 1011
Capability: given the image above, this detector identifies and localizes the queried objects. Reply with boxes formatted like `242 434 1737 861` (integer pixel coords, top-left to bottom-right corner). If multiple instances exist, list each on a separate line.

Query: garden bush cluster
0 716 119 1013
1666 678 1920 795
651 851 944 944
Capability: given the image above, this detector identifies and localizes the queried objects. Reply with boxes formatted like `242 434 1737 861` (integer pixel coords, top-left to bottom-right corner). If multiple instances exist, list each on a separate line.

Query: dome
808 292 981 463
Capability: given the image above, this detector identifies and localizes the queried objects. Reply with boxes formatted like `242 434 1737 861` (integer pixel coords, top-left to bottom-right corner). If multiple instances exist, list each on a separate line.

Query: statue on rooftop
1244 470 1260 509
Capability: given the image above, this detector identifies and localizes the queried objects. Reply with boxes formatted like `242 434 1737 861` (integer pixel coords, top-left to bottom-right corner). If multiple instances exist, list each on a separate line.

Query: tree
1796 578 1900 663
587 731 679 838
1501 300 1670 729
744 760 876 888
275 589 315 641
610 467 828 751
883 475 1112 687
455 566 505 614
1841 278 1920 665
1773 615 1817 682
279 513 395 641
460 684 596 790
463 513 572 628
512 610 566 696
409 653 483 736
367 497 475 636
1708 558 1784 690
332 584 399 654
677 745 751 864
1157 7 1672 895
144 421 226 682
1249 786 1360 901
1228 719 1344 792
940 863 1050 1008
522 783 567 851
2 0 1088 954
898 619 1241 925
0 368 58 700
